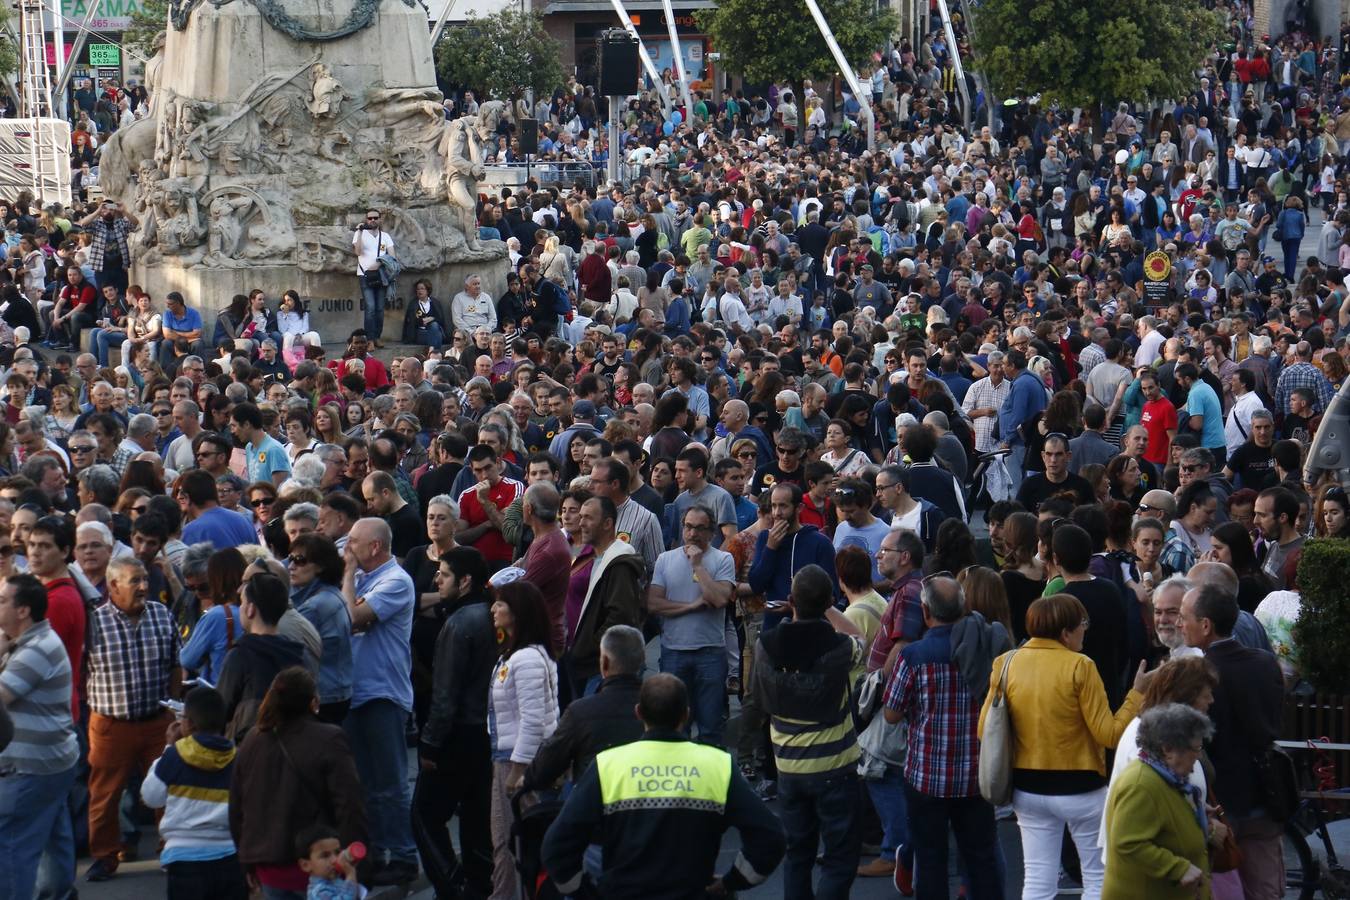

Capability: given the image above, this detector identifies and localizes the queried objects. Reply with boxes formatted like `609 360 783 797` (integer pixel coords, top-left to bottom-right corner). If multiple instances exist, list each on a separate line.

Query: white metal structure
658 0 694 116
13 0 69 203
800 0 874 150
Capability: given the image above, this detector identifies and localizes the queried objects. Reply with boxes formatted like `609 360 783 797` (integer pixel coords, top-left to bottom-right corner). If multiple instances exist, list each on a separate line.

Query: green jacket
1102 759 1211 900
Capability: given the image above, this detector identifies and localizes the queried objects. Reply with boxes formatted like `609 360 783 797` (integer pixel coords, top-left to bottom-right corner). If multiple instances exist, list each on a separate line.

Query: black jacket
420 593 495 756
1204 638 1283 818
216 633 306 742
522 672 643 791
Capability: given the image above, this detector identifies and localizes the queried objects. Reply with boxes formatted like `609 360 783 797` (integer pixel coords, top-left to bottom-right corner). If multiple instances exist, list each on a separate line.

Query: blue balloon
663 121 674 135
671 110 682 125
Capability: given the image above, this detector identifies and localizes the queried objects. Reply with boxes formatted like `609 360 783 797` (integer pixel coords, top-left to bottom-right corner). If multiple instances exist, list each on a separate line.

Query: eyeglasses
250 497 273 508
682 523 712 533
288 555 309 566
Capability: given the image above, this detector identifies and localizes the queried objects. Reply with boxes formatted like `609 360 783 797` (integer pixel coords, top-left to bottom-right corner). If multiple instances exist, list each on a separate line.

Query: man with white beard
1150 575 1201 660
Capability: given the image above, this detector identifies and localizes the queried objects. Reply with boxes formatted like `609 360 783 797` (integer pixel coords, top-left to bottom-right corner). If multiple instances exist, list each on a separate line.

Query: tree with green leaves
972 0 1222 120
122 0 169 59
696 0 895 102
434 10 564 103
0 6 18 82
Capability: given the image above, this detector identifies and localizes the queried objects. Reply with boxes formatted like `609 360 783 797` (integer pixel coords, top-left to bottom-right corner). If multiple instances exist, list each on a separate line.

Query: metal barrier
486 160 602 190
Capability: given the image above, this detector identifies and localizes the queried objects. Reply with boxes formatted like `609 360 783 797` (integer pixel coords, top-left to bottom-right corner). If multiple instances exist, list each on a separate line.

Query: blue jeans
1006 443 1028 495
904 781 1005 900
660 645 727 746
89 327 123 365
778 770 861 900
866 766 912 866
0 765 78 900
343 699 416 866
361 274 389 340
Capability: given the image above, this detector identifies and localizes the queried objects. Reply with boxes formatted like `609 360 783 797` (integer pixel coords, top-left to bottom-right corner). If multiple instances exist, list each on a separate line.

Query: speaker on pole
598 29 640 97
519 118 539 154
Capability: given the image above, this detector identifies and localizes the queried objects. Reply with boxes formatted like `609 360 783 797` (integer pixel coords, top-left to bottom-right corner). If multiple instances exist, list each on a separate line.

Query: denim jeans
343 699 417 866
660 645 728 746
904 781 1004 900
361 274 388 340
1006 443 1028 495
866 766 912 867
778 770 861 900
0 765 78 900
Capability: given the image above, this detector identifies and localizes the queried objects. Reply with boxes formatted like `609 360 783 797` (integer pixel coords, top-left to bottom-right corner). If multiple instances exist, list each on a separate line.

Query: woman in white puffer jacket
487 578 559 900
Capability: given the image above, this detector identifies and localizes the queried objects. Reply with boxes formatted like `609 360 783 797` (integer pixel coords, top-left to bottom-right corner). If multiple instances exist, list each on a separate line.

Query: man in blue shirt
342 517 418 885
179 470 256 548
996 349 1048 492
1176 363 1229 469
157 291 205 367
228 402 291 487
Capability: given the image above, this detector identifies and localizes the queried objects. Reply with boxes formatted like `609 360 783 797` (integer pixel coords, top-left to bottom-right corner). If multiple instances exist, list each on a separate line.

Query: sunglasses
185 579 207 594
131 504 149 515
250 498 273 507
288 555 309 566
70 445 96 453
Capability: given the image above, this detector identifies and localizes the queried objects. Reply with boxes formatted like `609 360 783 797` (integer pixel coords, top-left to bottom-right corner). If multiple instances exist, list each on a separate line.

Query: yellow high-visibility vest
596 739 732 815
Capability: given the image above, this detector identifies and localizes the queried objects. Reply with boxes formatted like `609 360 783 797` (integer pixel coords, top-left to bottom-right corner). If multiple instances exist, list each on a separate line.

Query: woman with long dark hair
1209 521 1275 613
487 580 559 900
230 667 367 900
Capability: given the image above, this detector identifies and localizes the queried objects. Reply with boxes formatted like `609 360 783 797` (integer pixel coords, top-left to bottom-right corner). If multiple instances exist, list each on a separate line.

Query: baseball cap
573 400 598 419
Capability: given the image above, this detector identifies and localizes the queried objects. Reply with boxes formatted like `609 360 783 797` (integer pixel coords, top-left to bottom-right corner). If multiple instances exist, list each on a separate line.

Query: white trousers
1013 786 1108 900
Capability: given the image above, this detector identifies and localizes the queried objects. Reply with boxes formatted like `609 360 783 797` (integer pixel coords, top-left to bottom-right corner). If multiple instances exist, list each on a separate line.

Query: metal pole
657 0 694 118
49 0 65 118
428 0 458 48
800 0 874 150
605 0 673 116
607 95 620 186
53 0 106 99
932 0 969 129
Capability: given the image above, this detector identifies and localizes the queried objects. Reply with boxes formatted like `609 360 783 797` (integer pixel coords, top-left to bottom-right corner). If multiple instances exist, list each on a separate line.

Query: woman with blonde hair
539 234 570 283
980 593 1147 900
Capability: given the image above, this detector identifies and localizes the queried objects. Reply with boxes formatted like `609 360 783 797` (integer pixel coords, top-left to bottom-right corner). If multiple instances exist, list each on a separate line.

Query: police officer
541 674 786 899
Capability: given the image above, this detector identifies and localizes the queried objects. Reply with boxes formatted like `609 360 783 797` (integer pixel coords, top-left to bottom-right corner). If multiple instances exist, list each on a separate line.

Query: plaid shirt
86 599 180 720
961 375 1012 452
87 217 133 272
883 624 979 798
1160 526 1196 576
1275 361 1334 415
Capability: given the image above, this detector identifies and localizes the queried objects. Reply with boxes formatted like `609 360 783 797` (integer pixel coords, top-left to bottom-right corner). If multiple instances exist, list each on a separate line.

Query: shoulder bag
978 649 1019 806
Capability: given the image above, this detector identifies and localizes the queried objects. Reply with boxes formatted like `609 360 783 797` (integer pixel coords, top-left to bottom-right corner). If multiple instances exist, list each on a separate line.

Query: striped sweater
140 733 237 859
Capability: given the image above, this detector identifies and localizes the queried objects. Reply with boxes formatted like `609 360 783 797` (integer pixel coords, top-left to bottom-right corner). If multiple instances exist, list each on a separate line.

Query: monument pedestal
131 259 509 339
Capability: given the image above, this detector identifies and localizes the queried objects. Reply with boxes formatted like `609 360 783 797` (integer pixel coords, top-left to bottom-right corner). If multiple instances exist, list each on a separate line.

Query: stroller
511 789 567 900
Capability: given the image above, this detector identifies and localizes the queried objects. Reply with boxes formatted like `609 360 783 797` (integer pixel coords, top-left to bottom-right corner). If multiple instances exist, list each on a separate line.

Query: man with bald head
716 398 772 469
1186 561 1272 653
341 517 418 884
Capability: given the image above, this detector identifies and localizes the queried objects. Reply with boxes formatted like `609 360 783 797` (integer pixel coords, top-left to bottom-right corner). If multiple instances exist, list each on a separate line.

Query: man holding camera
79 201 139 296
352 208 395 348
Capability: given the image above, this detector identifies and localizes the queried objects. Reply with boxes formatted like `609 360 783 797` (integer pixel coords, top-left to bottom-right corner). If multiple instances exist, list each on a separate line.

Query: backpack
545 281 571 316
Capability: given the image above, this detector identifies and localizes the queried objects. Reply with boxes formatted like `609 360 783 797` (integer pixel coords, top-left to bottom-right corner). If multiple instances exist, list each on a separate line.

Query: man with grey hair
1135 315 1164 366
647 504 735 746
521 623 645 791
961 349 1009 452
282 502 320 543
1150 575 1200 660
881 573 1007 896
125 412 158 455
451 274 496 331
521 481 570 650
341 516 418 884
1223 402 1276 491
1177 580 1283 898
174 541 215 634
288 453 327 489
1077 327 1111 378
76 464 120 510
20 455 73 512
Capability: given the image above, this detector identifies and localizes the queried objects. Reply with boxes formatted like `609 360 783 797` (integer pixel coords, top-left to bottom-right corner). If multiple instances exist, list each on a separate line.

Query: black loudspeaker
598 31 640 96
519 118 539 154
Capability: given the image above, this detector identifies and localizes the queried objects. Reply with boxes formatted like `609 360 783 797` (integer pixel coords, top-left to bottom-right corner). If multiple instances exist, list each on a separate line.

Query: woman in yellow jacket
1101 703 1214 900
978 594 1148 900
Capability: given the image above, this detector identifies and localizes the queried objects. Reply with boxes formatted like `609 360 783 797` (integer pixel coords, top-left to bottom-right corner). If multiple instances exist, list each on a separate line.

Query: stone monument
98 0 508 335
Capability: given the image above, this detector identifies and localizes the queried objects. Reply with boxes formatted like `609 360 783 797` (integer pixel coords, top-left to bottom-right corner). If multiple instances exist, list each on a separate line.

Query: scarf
1138 749 1207 835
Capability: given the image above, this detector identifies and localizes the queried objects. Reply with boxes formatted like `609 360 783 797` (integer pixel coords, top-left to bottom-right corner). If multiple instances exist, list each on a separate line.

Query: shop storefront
542 1 716 93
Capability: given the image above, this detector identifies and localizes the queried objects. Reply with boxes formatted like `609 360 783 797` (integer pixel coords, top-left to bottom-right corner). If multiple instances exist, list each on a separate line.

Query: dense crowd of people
0 1 1348 900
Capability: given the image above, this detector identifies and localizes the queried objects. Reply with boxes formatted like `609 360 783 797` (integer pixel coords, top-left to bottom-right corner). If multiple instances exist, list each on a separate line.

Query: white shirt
352 227 393 276
718 293 753 331
1135 329 1165 366
1225 391 1265 454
